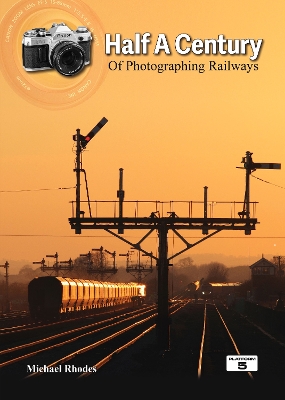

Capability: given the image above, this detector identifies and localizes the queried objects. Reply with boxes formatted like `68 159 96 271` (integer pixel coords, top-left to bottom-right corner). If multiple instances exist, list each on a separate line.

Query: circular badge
0 0 108 109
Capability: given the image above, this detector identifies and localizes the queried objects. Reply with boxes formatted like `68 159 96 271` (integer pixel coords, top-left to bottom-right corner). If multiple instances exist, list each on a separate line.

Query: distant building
249 257 277 280
248 257 285 304
249 257 277 300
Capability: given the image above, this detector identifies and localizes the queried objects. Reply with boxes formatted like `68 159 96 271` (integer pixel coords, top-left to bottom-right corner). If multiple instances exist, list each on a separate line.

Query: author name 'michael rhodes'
27 365 97 373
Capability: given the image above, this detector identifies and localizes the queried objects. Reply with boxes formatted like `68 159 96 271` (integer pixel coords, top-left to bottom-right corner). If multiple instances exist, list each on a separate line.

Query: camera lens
51 42 85 76
62 51 76 65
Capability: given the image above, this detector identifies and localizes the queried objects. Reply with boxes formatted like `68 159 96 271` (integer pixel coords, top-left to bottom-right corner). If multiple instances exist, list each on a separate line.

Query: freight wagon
28 276 146 319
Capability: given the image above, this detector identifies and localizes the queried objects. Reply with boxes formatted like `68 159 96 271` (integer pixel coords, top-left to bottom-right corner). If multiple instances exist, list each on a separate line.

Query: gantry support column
156 221 170 351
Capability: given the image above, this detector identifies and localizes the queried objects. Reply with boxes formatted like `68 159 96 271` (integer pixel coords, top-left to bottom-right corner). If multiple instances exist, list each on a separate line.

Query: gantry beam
69 216 258 232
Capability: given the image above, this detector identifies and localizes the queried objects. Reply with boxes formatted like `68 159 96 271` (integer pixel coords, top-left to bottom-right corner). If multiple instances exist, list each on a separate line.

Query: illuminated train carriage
28 276 146 319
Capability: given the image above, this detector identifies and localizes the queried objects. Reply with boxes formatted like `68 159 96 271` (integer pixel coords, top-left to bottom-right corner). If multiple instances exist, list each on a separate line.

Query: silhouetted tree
173 256 199 283
227 265 250 282
17 265 44 282
175 257 195 269
271 256 285 277
205 262 229 282
72 251 111 279
71 257 91 279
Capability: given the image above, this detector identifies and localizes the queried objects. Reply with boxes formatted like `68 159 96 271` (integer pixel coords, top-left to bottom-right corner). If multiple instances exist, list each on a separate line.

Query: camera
22 23 92 76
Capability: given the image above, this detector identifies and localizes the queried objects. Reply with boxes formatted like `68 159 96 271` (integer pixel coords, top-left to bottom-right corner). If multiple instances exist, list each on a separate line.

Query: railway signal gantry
68 118 281 351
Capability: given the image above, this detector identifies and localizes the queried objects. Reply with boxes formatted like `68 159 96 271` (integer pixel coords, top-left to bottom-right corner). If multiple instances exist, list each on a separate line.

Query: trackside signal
81 117 108 148
72 117 108 148
237 151 281 223
240 154 281 171
252 163 281 170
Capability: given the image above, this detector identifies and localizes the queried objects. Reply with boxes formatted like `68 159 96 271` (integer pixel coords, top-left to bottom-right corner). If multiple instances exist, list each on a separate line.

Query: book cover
0 0 284 385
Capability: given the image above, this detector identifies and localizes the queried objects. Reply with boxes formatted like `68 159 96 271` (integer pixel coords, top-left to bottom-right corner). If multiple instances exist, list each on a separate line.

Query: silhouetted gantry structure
79 247 118 280
68 118 281 351
33 252 73 276
120 249 153 283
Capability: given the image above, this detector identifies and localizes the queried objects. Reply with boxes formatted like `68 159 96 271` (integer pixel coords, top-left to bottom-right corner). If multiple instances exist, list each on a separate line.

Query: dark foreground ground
3 301 285 392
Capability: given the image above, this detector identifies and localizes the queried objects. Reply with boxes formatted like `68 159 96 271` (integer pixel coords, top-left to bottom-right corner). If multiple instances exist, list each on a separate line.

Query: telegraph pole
0 261 10 313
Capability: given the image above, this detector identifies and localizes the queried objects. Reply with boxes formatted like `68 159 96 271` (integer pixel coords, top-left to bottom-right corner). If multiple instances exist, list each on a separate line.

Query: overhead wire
0 234 284 238
0 186 75 193
252 174 285 189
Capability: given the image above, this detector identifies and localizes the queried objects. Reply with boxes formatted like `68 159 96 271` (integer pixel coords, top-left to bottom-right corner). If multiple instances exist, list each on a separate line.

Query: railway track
0 303 185 381
0 304 150 345
0 303 137 335
0 301 188 382
0 305 157 370
192 301 285 381
95 299 285 382
1 299 284 383
0 311 30 329
198 302 254 380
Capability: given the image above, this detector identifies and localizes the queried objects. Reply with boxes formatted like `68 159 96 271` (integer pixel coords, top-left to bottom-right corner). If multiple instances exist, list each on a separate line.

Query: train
186 281 242 303
200 283 213 299
185 280 213 300
28 276 146 319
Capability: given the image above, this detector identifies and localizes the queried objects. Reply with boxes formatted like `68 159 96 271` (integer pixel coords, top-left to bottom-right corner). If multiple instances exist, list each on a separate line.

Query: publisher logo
226 356 258 371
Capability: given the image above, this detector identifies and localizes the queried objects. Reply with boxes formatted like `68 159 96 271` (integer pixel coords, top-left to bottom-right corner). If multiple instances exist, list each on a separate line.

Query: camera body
22 23 92 76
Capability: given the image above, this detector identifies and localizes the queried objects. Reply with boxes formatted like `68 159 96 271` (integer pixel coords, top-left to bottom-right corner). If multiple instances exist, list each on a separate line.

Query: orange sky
0 0 284 270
